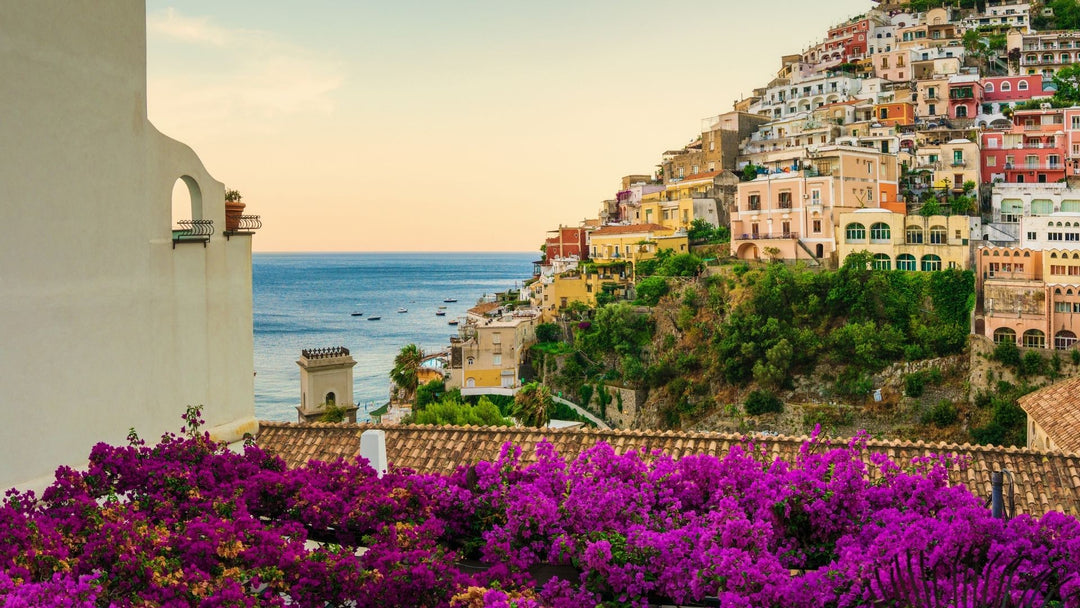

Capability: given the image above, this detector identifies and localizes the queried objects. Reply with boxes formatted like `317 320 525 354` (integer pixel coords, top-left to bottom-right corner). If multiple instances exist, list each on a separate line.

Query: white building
0 1 258 490
989 183 1080 243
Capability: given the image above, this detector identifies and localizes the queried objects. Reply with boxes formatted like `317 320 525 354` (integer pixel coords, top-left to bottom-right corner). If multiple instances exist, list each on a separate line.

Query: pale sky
146 0 871 252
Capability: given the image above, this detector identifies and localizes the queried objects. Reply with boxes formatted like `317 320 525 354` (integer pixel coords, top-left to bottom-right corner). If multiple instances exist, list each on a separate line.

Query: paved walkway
552 396 610 430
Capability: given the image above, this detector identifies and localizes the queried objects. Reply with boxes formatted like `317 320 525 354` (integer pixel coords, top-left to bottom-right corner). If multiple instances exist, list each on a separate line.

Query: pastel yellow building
836 210 972 271
588 224 689 280
447 304 539 391
530 271 593 321
933 139 980 192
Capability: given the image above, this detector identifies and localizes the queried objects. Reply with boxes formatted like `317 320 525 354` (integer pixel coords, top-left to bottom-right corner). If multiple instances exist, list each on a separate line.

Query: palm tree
512 382 553 428
390 344 423 402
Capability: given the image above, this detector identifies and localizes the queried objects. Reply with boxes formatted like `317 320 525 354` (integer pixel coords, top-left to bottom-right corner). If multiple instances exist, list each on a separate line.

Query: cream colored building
296 348 359 423
588 224 689 280
933 139 980 192
731 145 901 264
0 2 258 490
837 210 972 271
447 307 539 391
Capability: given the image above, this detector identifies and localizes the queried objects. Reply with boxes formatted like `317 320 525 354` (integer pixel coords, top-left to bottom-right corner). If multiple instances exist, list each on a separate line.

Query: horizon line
252 250 537 254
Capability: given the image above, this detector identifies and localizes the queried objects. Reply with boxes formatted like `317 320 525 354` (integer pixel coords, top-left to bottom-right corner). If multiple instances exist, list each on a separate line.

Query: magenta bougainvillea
1 410 1079 607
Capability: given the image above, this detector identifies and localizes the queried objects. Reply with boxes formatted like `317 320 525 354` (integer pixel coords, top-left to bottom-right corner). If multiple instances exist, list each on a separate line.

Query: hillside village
419 0 1080 452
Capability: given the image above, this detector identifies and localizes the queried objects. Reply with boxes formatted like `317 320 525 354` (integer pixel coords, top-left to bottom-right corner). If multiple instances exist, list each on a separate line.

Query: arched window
1002 81 1013 92
1023 329 1046 348
845 222 866 242
921 254 942 271
1016 80 1027 91
929 225 947 244
324 392 336 406
985 82 995 93
993 327 1016 345
467 357 475 365
466 377 476 388
1031 199 1053 215
870 222 891 242
873 253 891 270
1055 330 1078 350
897 254 917 271
1064 200 1080 212
906 226 924 244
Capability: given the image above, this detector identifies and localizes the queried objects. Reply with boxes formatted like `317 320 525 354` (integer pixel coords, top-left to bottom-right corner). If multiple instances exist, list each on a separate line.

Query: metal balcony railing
737 232 799 240
224 215 263 239
172 219 213 248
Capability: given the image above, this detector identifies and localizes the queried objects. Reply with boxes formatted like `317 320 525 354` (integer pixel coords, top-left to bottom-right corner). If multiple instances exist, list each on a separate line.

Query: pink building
980 108 1068 184
824 17 871 64
544 226 588 264
978 246 1080 350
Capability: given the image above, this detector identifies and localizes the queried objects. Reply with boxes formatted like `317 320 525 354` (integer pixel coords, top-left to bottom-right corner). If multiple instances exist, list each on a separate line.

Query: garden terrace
257 421 1080 516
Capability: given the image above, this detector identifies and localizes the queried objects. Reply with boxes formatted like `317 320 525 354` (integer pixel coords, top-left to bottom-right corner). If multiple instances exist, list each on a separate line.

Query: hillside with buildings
428 0 1080 451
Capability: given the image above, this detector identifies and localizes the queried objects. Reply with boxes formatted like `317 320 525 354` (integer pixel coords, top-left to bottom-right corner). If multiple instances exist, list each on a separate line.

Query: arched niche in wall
171 175 203 228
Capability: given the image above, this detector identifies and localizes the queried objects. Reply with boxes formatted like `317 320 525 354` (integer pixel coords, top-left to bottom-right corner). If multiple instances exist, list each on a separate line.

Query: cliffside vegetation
536 254 981 438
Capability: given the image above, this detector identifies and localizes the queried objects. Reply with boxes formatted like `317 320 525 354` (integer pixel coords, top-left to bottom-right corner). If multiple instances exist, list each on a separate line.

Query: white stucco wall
0 1 257 490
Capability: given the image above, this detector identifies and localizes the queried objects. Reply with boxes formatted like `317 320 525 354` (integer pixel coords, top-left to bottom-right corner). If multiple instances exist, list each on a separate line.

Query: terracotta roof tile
256 422 1080 516
590 224 670 237
466 302 501 316
1019 376 1080 453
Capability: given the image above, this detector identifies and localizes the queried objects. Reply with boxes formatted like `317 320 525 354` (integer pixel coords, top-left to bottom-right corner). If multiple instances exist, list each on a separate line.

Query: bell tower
296 347 359 423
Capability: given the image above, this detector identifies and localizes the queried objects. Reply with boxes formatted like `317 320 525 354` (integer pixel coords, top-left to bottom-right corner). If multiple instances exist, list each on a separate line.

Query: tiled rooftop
590 223 670 237
256 422 1080 517
1019 376 1080 453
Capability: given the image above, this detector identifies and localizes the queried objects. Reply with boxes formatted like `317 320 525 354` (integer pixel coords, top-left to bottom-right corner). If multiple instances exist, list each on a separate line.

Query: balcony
950 160 967 168
737 232 799 241
172 219 213 248
1006 163 1065 171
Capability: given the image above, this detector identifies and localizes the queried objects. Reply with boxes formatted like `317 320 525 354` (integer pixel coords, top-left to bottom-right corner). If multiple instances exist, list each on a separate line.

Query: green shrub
993 339 1021 367
924 400 959 427
905 372 926 398
578 384 593 407
535 323 561 343
1020 350 1046 377
744 390 783 415
1072 349 1080 366
634 276 669 306
835 368 873 399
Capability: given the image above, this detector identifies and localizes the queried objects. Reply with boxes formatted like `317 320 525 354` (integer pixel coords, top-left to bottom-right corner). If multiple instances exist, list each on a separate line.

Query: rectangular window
748 194 761 211
778 192 792 208
1071 265 1080 276
987 156 997 167
1027 231 1037 240
1068 233 1080 242
1052 265 1067 274
811 189 821 203
1074 302 1080 313
492 354 502 366
1050 232 1064 241
1057 302 1071 313
812 219 822 232
1073 115 1080 129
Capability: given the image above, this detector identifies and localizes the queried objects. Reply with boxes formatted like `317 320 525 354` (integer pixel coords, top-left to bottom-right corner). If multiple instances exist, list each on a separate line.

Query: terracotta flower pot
225 199 246 231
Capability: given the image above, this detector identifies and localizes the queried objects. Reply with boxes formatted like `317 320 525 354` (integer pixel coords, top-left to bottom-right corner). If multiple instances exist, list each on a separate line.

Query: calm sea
253 252 536 422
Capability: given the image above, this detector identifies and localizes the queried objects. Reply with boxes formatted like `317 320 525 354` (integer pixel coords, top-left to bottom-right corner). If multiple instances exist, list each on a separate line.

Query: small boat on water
435 311 446 316
367 316 382 321
350 311 363 317
447 319 459 326
438 305 447 309
443 297 457 303
397 307 408 313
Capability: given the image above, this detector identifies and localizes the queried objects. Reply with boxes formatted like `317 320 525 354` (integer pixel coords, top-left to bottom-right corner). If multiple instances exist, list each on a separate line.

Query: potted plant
224 188 245 231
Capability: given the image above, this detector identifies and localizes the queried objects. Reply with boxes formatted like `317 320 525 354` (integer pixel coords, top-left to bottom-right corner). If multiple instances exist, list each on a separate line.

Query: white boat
448 319 459 326
350 311 363 317
435 311 446 316
397 307 408 313
443 297 457 303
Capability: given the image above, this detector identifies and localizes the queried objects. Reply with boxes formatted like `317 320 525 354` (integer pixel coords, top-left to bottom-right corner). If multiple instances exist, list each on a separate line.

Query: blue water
252 252 536 421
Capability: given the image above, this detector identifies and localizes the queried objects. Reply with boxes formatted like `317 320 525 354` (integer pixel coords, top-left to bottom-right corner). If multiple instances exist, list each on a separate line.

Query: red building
981 75 1045 104
544 225 588 263
948 76 984 120
823 18 871 63
981 108 1067 185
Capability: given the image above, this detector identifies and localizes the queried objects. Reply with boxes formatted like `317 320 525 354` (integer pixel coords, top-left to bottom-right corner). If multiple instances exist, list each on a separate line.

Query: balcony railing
224 215 263 239
1006 163 1065 171
737 232 799 241
172 219 213 248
